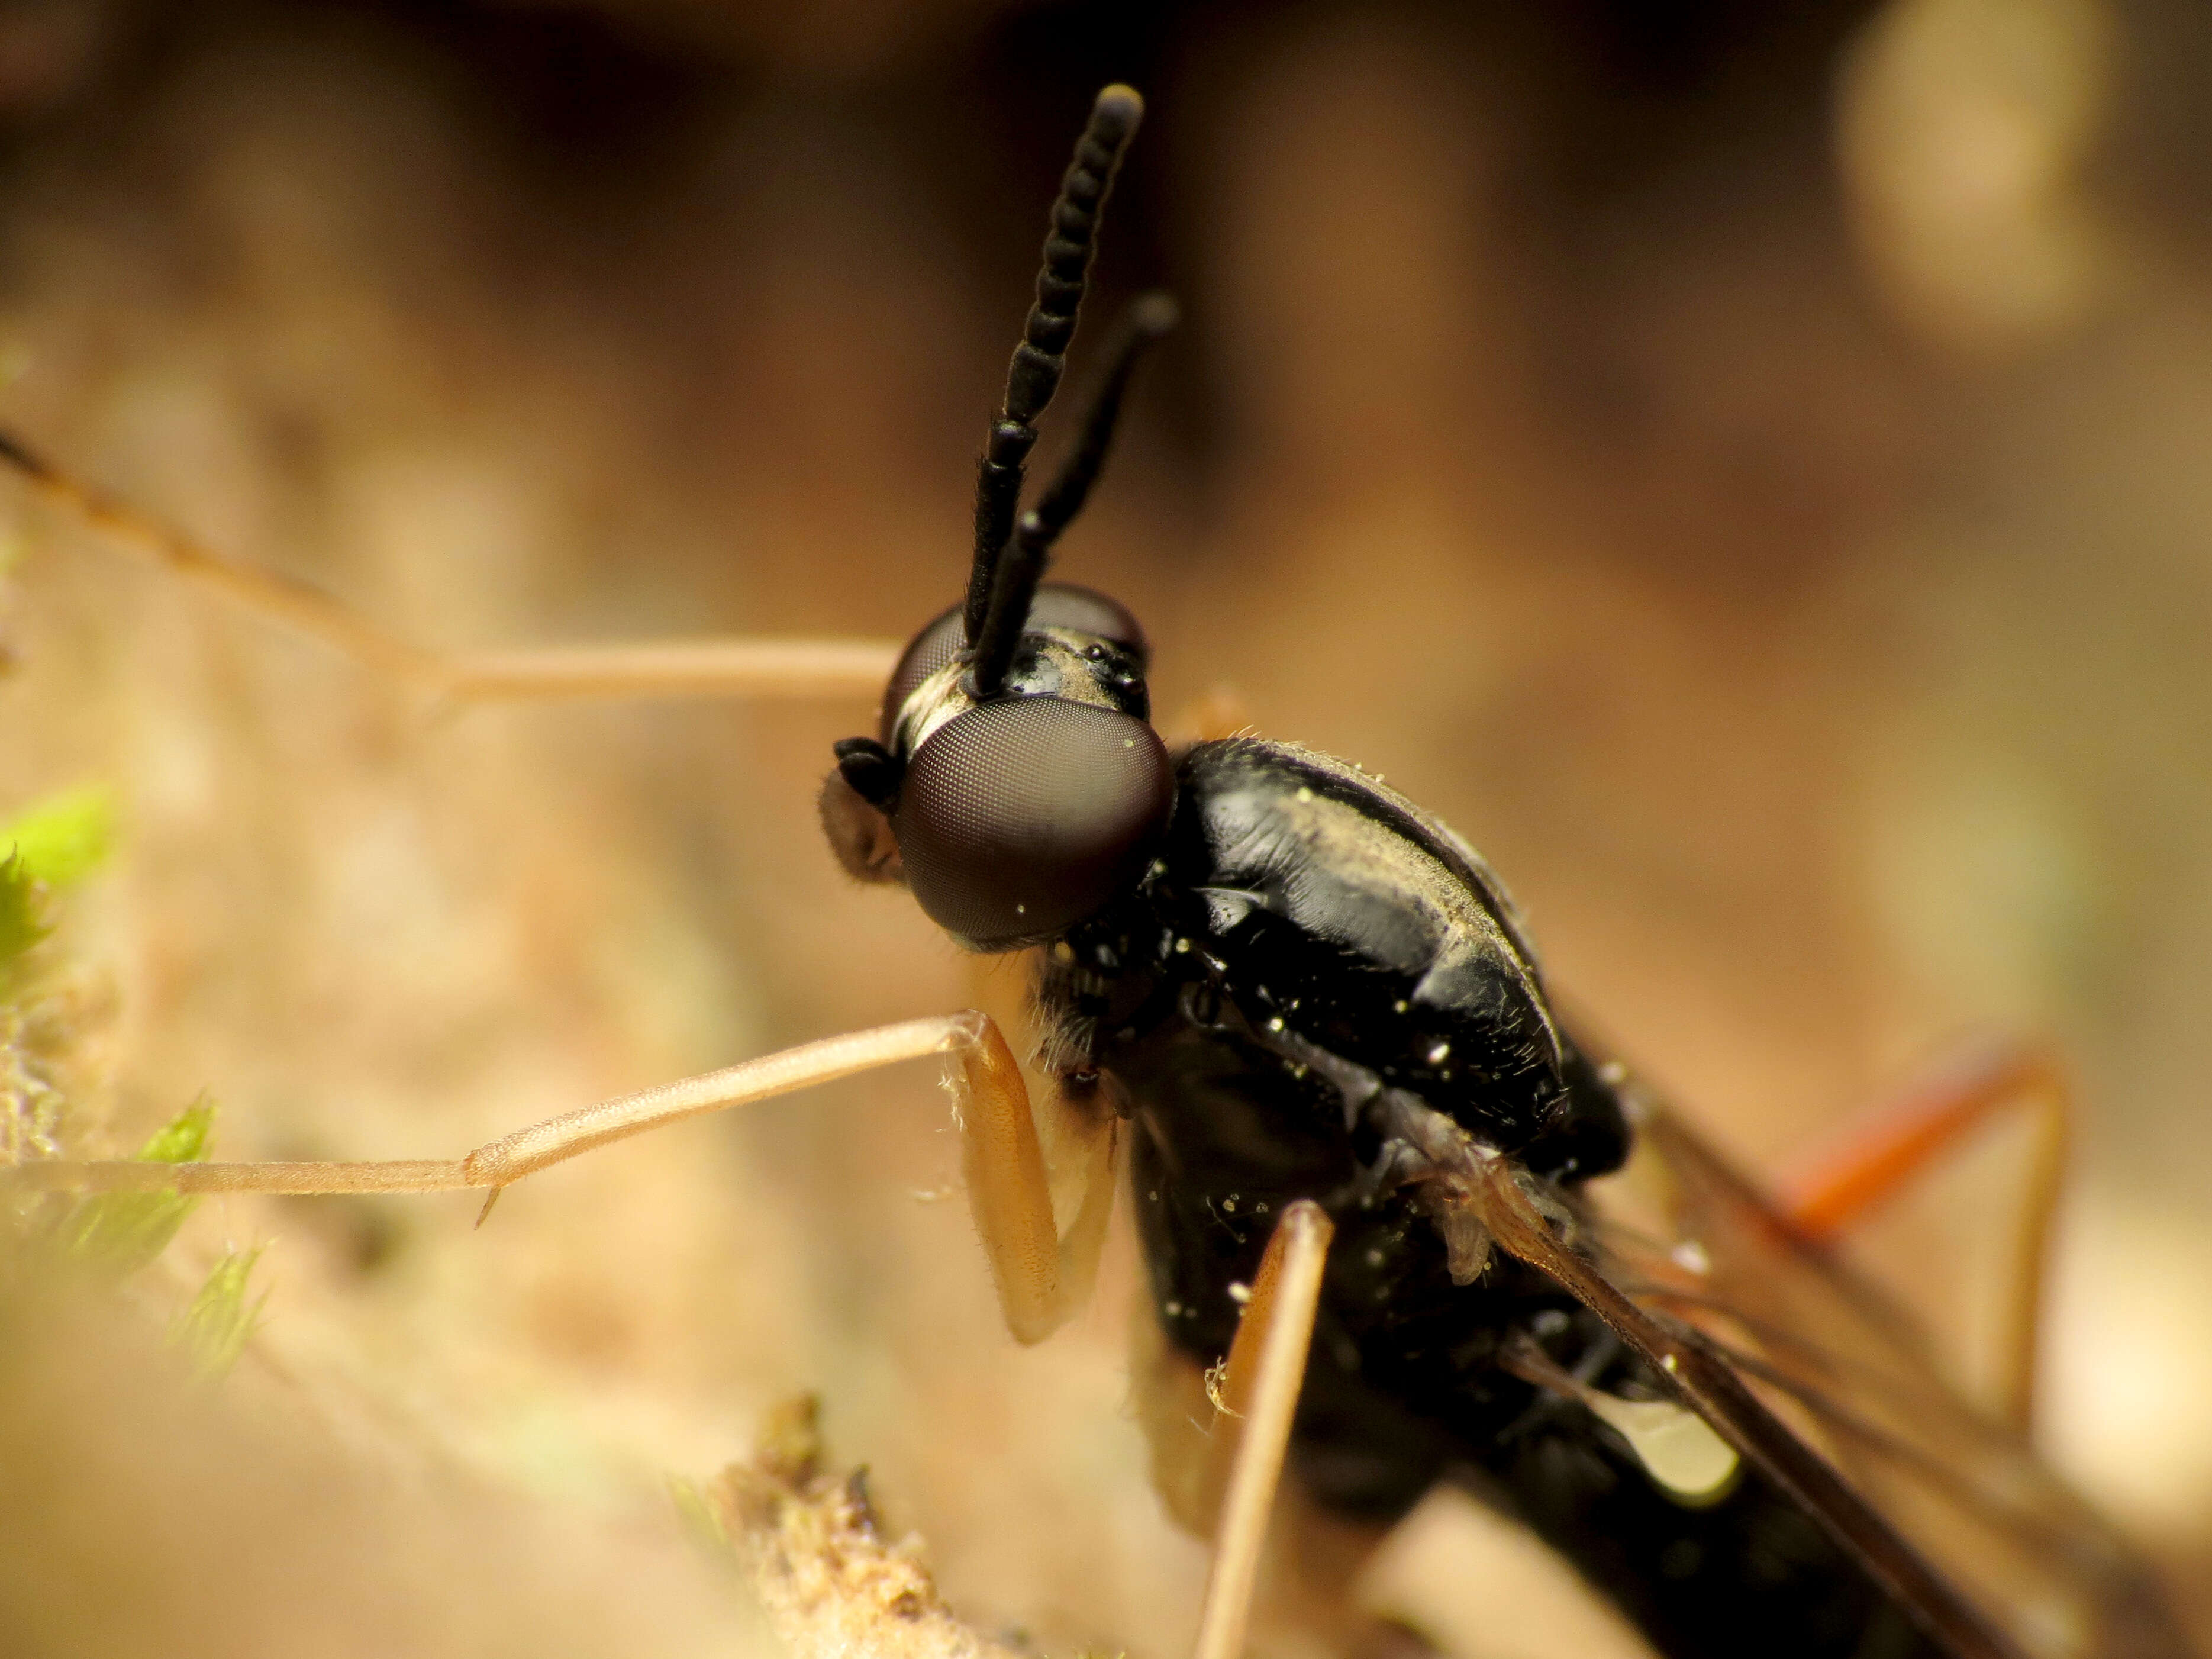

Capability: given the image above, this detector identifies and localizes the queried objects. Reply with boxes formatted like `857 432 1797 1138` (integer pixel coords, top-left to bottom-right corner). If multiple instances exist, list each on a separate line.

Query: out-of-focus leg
1192 1199 1334 1659
1776 1041 2069 1432
0 430 896 705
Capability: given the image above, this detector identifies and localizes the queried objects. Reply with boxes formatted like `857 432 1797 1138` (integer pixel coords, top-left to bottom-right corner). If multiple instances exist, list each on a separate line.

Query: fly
2 83 2196 1659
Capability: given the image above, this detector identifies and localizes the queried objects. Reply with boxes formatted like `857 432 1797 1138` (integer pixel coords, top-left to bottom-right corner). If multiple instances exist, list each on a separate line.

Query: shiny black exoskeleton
820 85 1945 1659
1042 739 1940 1659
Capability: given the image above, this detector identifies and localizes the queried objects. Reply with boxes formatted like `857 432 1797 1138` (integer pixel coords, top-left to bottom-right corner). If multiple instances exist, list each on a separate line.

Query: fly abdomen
1476 1416 1943 1659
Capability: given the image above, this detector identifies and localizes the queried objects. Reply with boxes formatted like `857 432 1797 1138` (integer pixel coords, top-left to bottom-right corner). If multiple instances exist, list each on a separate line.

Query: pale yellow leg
948 1013 1117 1345
1193 1199 1334 1659
434 639 897 704
0 430 895 704
5 1009 1107 1346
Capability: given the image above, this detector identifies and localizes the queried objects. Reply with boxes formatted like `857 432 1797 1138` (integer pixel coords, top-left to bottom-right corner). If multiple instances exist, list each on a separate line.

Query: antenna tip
1091 84 1145 144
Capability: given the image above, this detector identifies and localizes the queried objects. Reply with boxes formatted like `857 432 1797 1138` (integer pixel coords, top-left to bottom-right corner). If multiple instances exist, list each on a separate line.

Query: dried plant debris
704 1396 1030 1659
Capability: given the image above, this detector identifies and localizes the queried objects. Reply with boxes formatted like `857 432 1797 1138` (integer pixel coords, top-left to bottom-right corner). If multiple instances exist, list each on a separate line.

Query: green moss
128 1101 214 1166
170 1246 268 1380
0 784 116 984
3 797 267 1379
0 854 45 971
0 784 116 889
63 1100 215 1278
667 1474 733 1555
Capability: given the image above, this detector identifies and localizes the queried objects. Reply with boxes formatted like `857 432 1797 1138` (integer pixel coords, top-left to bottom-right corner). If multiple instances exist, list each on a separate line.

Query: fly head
818 85 1177 953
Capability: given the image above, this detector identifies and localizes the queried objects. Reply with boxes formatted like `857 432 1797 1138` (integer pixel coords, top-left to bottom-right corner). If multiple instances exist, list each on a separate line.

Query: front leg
5 1009 1110 1348
949 1014 1116 1345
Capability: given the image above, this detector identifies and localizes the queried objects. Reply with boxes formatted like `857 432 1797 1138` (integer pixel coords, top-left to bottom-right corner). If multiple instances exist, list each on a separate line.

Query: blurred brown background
3 1 2211 1655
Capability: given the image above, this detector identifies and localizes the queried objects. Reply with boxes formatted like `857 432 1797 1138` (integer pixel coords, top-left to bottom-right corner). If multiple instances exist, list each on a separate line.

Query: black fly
815 86 2194 1659
5 83 2197 1659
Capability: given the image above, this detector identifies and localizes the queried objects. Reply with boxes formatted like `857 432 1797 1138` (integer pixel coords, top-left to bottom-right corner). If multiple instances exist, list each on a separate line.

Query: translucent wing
1401 1075 2195 1659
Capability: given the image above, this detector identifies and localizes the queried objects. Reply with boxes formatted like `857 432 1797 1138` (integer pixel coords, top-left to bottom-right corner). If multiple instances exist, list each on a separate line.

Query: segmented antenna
968 291 1178 694
963 84 1144 651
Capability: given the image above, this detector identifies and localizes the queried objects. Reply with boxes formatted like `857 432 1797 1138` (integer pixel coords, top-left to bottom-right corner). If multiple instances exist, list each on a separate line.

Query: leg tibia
1776 1040 2068 1431
1193 1200 1334 1659
7 1017 966 1197
437 640 897 704
1 429 896 706
7 1009 1105 1349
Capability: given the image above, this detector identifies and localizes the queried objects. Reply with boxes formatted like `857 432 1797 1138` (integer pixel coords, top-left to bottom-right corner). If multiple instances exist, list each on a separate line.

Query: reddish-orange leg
1775 1041 2070 1433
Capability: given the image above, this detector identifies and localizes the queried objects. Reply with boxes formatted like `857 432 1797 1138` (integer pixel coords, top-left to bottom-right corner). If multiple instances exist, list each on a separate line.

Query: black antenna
968 291 1178 695
963 84 1144 650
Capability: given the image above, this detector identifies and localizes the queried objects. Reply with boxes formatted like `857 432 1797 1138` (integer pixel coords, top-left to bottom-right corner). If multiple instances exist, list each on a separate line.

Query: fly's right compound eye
892 695 1173 950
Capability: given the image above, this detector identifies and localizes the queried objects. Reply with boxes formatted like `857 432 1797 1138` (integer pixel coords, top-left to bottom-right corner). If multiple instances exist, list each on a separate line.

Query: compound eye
1028 584 1149 666
879 585 1149 743
879 604 966 743
893 697 1173 949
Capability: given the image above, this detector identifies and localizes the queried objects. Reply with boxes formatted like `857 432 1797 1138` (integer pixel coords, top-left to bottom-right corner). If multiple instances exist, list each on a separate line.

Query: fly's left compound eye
1028 584 1148 666
879 606 967 744
892 696 1173 949
878 582 1149 744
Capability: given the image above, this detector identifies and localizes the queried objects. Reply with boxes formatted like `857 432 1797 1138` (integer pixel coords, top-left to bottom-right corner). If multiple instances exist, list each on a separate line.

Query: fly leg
1191 1198 1333 1659
943 1007 1116 1345
0 431 898 706
5 1008 1110 1345
1774 1041 2069 1433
